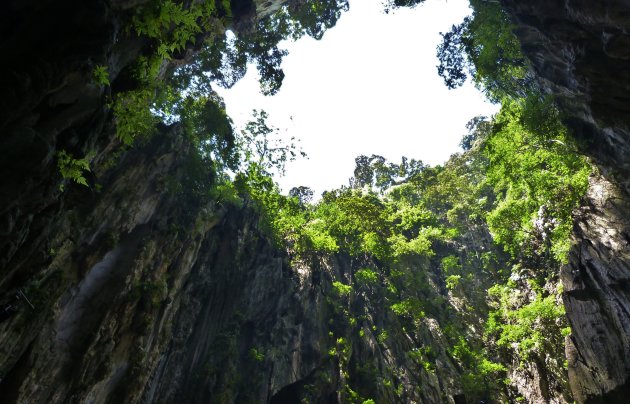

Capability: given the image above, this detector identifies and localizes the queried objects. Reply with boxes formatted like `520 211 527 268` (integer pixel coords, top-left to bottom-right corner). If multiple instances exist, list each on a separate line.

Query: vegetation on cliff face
200 1 590 401
99 0 591 401
223 96 589 400
2 0 597 402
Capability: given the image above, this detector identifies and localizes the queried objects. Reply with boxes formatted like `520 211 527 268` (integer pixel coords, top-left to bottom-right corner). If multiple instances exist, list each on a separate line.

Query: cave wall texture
0 0 630 403
501 1 630 402
0 1 469 402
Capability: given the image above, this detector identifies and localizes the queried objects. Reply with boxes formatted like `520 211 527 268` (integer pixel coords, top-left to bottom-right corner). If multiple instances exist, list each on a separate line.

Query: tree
232 0 349 95
436 1 533 101
482 96 590 262
238 110 306 176
460 116 491 151
351 155 424 193
289 186 314 205
384 0 425 14
436 19 470 89
288 0 350 40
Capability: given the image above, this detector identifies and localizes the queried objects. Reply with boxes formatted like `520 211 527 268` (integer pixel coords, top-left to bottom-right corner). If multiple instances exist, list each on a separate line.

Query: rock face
562 176 630 403
1 0 630 403
501 0 630 190
0 126 481 403
501 0 630 401
0 3 481 402
0 123 330 402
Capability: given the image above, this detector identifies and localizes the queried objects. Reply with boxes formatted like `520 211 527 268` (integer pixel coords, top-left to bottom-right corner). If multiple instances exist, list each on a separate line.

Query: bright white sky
215 0 498 196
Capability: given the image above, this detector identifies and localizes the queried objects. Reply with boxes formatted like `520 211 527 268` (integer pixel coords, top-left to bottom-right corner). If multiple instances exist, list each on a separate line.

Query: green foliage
287 0 349 40
451 337 506 399
302 221 339 253
329 336 350 362
134 55 164 84
179 95 238 169
561 326 571 337
484 96 591 262
440 255 461 275
408 346 435 373
436 0 532 101
431 0 591 268
209 181 241 206
132 0 205 58
107 0 350 165
57 150 91 190
332 281 352 297
248 347 265 362
112 89 158 145
238 110 306 176
355 268 378 286
376 330 388 345
352 154 424 193
172 0 349 95
390 298 424 320
384 0 425 13
102 2 592 396
221 91 585 400
388 232 433 259
149 99 581 400
445 275 461 291
92 65 110 86
289 186 314 205
486 284 566 359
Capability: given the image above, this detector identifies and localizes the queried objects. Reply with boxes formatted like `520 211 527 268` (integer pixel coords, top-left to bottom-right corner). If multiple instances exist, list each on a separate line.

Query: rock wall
501 0 630 190
563 175 630 403
0 2 476 401
0 123 331 402
2 0 630 402
0 123 477 403
501 0 630 402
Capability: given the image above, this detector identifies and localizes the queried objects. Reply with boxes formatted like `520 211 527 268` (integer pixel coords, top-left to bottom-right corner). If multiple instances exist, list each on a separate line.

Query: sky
215 0 499 196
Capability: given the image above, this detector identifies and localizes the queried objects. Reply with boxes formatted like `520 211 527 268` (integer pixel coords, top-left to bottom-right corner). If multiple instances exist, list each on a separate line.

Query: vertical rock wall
0 123 477 403
501 1 630 401
563 176 630 403
3 0 630 402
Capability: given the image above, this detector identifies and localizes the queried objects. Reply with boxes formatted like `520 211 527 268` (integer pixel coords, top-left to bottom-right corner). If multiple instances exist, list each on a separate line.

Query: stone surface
0 3 473 401
501 0 630 401
2 0 630 402
562 176 630 403
0 125 482 402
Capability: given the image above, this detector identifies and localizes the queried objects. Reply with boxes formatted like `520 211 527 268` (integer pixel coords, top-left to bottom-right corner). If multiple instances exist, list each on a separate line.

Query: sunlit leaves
388 233 433 259
238 110 306 177
486 284 566 359
355 268 379 286
436 20 469 89
390 298 424 318
332 281 352 296
57 150 91 190
436 0 532 101
483 96 591 262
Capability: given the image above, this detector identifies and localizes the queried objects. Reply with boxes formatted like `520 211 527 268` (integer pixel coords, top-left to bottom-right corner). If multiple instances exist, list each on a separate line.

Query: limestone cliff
0 1 483 402
0 125 499 402
1 0 630 403
501 1 630 401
